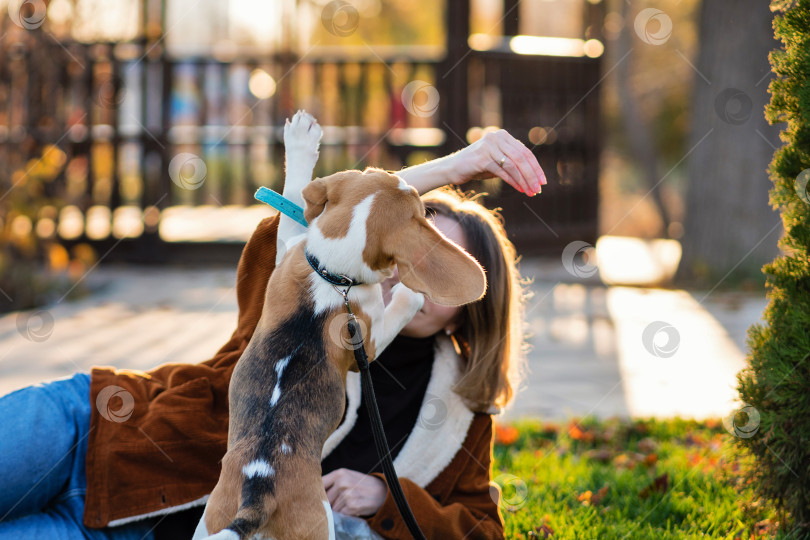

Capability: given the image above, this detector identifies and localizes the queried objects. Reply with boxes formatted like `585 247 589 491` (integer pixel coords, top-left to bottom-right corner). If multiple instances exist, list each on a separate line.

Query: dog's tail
208 497 276 540
210 480 278 540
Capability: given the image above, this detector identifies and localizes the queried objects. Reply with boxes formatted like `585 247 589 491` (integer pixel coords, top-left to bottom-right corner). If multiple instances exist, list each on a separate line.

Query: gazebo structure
0 0 604 261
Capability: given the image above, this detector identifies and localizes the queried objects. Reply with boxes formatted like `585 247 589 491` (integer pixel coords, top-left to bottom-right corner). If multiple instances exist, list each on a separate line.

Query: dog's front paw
391 283 425 316
284 110 323 162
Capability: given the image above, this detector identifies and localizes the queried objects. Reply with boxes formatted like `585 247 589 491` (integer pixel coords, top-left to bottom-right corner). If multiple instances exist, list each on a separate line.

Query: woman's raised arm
397 129 547 196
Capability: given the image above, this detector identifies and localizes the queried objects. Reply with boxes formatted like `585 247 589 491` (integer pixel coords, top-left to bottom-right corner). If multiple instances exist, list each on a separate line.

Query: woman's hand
452 129 546 195
397 129 546 196
323 468 388 517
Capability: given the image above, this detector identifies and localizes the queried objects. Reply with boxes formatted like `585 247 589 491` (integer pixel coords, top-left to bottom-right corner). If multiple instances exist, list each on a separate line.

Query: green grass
491 418 786 539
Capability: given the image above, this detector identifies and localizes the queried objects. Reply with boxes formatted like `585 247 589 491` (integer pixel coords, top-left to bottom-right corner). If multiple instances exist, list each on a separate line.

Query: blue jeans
0 373 157 539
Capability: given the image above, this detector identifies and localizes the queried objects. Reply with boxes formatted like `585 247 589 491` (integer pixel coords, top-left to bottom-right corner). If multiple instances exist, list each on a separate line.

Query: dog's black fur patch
223 303 347 538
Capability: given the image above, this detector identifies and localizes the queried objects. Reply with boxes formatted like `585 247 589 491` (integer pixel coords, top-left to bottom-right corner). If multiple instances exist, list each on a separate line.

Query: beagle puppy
194 111 486 540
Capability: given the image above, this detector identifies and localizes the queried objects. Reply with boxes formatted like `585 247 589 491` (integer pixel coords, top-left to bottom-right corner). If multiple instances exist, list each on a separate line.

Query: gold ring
498 156 507 168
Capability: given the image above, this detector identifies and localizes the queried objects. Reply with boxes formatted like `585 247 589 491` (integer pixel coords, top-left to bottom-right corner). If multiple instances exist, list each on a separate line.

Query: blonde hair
422 187 528 414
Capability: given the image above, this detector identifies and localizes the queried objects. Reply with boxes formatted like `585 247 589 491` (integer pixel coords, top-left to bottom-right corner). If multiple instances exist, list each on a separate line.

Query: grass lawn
491 418 784 539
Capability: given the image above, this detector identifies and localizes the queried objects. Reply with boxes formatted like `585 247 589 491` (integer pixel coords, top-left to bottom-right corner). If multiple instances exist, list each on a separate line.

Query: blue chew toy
254 187 308 228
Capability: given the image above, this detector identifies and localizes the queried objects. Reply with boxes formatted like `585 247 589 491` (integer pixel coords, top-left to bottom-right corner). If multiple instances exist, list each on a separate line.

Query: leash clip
333 284 353 313
334 284 369 368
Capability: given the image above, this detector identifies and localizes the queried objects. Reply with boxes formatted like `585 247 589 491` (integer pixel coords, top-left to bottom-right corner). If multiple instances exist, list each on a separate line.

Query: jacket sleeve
83 214 281 528
366 415 504 540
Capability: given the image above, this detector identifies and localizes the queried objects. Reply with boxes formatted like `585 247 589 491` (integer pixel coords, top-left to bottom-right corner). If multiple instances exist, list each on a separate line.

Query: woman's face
381 214 468 338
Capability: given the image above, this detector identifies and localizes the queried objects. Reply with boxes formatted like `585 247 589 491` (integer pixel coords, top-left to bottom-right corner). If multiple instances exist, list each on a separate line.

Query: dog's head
302 168 486 306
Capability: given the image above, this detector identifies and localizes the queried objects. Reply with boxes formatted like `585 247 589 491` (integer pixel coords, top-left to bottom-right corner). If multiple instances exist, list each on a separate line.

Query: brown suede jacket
83 214 505 539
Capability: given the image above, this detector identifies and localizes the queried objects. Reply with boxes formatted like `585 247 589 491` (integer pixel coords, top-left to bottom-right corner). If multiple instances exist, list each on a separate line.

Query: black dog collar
305 251 364 287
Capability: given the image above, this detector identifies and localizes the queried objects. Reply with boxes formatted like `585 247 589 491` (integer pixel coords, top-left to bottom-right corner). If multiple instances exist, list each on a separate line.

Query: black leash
333 284 427 540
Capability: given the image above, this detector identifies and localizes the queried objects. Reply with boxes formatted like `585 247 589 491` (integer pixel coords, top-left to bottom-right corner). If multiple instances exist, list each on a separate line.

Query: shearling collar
322 335 475 487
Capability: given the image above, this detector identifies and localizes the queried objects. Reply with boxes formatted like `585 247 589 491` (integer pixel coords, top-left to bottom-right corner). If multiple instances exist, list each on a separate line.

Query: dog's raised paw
391 283 425 314
284 110 323 158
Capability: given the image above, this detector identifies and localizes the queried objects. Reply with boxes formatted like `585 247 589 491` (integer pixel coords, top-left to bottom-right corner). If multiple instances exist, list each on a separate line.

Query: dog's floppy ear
392 220 486 306
301 178 328 223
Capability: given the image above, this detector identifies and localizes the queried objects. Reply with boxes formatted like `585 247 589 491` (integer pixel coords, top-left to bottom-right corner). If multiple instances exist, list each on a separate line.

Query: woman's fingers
322 468 387 516
496 150 534 195
482 130 545 196
487 158 530 195
506 136 547 189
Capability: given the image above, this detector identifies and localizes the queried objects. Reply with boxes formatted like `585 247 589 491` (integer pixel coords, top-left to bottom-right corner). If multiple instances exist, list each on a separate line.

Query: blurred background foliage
0 142 94 311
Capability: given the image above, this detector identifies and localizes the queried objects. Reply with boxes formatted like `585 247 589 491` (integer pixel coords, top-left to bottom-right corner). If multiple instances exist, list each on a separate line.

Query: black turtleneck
321 334 436 475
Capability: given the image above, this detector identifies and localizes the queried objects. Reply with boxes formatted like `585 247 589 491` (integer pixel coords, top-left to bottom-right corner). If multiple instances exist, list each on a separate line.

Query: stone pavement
0 260 767 421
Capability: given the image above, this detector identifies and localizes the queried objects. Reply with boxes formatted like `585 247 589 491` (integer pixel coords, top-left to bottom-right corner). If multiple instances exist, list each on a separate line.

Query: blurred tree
614 0 673 235
601 0 699 239
737 0 810 532
678 0 781 283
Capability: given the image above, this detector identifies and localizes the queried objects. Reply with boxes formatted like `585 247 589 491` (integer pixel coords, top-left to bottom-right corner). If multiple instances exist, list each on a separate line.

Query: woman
0 129 544 539
319 186 529 539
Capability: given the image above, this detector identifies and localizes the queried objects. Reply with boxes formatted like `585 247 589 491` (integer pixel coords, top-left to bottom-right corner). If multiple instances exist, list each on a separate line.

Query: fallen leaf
577 490 592 505
684 433 705 447
495 424 519 446
639 473 669 498
613 452 646 469
642 453 658 467
568 423 595 442
592 484 610 505
638 437 658 453
754 518 779 537
612 453 635 469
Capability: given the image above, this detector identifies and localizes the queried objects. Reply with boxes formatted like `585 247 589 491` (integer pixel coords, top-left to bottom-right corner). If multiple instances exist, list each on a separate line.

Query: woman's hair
422 187 528 414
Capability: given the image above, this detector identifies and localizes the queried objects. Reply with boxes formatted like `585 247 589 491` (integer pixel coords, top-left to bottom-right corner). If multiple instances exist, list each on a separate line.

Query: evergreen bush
736 0 810 534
